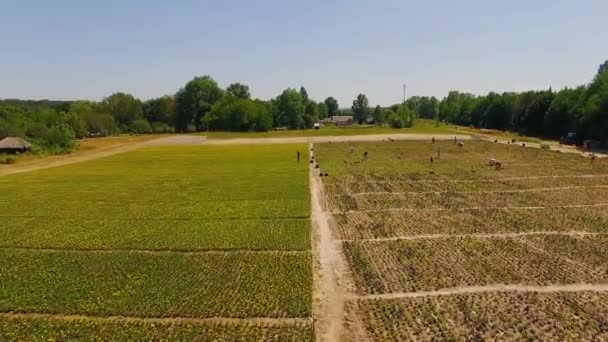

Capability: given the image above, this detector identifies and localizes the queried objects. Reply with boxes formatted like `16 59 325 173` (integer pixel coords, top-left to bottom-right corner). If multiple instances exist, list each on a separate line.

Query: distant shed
0 137 33 154
332 116 354 126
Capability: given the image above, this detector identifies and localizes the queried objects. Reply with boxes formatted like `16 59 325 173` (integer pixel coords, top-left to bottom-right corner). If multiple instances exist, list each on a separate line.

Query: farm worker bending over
296 151 301 162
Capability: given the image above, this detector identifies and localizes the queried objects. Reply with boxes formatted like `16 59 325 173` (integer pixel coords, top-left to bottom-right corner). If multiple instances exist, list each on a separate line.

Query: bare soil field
314 139 608 340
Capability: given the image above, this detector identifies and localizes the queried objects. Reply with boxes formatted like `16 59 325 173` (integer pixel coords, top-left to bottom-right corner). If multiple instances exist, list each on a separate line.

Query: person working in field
296 151 301 162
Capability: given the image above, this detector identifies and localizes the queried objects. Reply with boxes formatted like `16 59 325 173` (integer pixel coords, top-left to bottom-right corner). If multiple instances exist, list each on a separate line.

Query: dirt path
355 174 608 185
337 202 608 214
204 133 471 145
310 143 347 341
353 283 608 300
333 185 608 197
339 230 605 243
0 312 310 327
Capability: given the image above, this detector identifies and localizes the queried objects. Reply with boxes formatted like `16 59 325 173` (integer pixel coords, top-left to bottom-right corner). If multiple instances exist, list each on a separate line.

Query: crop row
314 141 606 181
343 235 608 294
0 316 313 341
350 292 608 341
0 217 310 251
324 173 608 195
0 249 311 318
328 185 608 212
333 206 608 240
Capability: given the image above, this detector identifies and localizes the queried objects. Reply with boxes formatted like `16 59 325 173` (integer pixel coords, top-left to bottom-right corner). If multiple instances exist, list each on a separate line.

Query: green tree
543 87 585 137
324 97 339 117
317 102 328 119
299 87 309 103
205 97 272 132
372 105 385 124
102 93 143 128
226 83 251 99
275 89 305 129
143 96 176 125
175 76 224 132
351 94 369 124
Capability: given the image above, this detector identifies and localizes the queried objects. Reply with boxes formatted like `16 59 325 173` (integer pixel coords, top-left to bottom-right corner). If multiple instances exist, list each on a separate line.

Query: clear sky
1 0 606 106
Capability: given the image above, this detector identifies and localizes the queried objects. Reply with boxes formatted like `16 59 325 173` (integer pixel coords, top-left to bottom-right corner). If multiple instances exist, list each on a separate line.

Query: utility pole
403 84 407 103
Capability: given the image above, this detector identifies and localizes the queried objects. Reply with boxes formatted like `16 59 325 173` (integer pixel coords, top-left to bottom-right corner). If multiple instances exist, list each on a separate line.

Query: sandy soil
353 283 608 300
339 230 605 243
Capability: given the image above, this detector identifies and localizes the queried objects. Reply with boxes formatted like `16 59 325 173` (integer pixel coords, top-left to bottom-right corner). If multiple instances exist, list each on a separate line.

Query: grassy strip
0 218 310 251
0 249 311 318
0 315 313 341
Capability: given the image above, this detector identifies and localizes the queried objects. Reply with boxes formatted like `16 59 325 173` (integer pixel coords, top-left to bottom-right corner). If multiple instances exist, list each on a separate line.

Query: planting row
349 292 608 341
334 206 608 240
0 217 310 251
343 235 608 295
0 249 311 318
0 316 313 341
328 185 608 212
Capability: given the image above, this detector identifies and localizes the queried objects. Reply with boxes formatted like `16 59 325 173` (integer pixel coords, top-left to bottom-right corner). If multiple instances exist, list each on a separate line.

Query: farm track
0 134 470 177
332 184 608 196
335 202 608 214
352 283 608 300
339 230 606 243
0 312 311 327
348 173 608 185
0 246 309 255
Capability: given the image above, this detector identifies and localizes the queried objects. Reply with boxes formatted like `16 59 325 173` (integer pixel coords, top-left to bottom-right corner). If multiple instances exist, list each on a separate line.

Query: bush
0 155 17 164
388 113 405 128
150 122 175 133
129 119 153 134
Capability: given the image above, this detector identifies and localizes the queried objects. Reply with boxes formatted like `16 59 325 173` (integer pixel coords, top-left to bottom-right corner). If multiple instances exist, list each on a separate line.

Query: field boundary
334 202 608 214
339 230 606 243
0 246 310 255
352 283 608 300
332 185 608 197
0 312 311 327
343 174 608 185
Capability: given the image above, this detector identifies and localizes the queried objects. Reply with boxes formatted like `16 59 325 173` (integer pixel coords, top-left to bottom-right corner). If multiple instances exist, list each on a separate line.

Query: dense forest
407 60 608 141
1 60 606 153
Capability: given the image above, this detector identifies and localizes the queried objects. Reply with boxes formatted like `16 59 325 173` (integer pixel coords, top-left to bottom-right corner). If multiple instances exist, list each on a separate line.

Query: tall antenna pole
403 84 407 103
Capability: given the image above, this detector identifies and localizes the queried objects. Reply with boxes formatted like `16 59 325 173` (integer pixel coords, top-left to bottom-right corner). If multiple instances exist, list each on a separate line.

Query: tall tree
299 87 309 103
351 94 369 124
317 102 328 119
175 76 224 132
226 83 251 99
275 88 305 129
102 93 143 127
324 97 339 117
143 96 176 125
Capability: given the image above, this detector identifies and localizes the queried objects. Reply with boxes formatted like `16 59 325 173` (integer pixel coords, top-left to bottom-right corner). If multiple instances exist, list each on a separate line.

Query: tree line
1 60 606 153
422 60 608 141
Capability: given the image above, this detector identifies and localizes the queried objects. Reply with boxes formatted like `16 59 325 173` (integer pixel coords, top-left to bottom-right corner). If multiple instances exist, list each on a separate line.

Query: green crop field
0 144 313 340
316 140 608 340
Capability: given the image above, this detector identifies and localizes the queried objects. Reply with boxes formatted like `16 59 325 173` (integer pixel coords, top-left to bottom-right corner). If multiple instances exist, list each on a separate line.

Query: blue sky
1 0 606 106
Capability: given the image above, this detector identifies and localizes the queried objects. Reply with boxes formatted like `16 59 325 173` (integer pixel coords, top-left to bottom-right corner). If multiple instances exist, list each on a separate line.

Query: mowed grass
0 144 312 339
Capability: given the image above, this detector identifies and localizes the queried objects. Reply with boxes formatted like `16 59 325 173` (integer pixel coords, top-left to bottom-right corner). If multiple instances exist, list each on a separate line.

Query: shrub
0 155 17 164
129 119 153 134
150 122 175 133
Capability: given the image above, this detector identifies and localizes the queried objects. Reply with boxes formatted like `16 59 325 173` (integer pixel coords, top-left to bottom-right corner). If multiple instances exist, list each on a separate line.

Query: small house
0 137 33 154
331 116 354 126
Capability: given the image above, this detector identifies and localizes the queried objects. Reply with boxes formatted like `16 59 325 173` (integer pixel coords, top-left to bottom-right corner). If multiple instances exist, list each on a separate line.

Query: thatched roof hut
0 137 33 153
